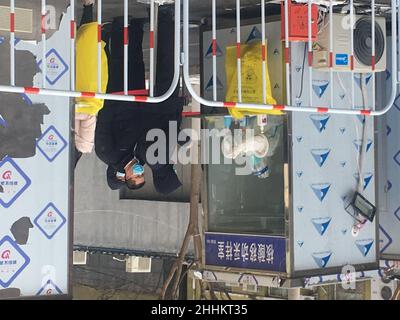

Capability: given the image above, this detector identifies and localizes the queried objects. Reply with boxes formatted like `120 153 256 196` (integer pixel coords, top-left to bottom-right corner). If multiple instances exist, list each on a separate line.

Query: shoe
144 2 174 20
158 3 175 17
138 0 175 5
82 0 95 6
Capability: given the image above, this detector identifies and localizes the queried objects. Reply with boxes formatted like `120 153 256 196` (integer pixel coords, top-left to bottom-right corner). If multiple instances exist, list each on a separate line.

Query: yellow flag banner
225 41 282 119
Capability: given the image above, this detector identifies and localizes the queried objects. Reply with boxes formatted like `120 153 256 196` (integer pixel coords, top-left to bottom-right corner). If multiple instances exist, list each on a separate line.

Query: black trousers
106 18 145 94
79 4 94 27
106 6 177 97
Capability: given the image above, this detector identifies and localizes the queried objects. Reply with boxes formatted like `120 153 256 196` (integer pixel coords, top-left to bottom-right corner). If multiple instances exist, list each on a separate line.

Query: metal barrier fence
183 0 399 116
0 0 399 117
0 0 181 103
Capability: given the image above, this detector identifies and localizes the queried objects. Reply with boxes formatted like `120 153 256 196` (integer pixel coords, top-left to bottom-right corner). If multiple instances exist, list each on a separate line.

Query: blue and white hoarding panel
290 42 377 272
379 38 400 257
0 7 71 296
205 233 286 272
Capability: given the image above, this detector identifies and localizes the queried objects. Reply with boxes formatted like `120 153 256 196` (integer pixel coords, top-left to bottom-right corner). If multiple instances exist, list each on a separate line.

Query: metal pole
70 0 75 91
97 0 102 93
236 0 242 103
371 0 376 110
212 0 217 101
42 0 47 88
124 0 129 95
308 0 313 106
284 0 291 106
10 0 15 86
261 0 267 104
150 0 155 97
350 0 355 109
329 0 333 108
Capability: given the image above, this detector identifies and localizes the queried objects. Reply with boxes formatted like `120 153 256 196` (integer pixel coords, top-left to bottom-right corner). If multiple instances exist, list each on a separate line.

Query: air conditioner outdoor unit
371 278 398 300
126 256 152 273
73 251 87 265
313 14 386 73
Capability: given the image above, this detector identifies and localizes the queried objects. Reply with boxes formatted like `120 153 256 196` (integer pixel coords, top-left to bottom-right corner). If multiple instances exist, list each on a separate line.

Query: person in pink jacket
75 0 109 166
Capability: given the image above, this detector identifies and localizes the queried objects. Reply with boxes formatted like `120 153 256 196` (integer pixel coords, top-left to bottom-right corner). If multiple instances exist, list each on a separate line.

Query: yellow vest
75 22 109 116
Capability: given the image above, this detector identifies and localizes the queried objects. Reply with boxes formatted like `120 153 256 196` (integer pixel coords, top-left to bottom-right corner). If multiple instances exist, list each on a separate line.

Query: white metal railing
183 0 399 116
41 0 47 89
1 0 399 117
0 0 181 104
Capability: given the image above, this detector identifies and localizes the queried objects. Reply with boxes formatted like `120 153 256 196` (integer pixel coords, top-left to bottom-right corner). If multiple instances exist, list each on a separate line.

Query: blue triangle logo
341 229 347 235
296 136 303 143
357 115 366 124
355 239 374 257
387 125 392 136
246 26 262 43
353 139 373 153
296 171 303 178
297 240 304 247
310 149 331 167
297 206 304 213
339 127 346 134
386 69 391 80
366 140 373 153
354 74 372 89
353 173 374 190
312 252 332 268
363 173 373 190
387 180 392 191
205 76 224 92
312 217 332 236
312 81 330 98
340 161 347 168
205 41 223 59
310 115 330 133
311 183 331 202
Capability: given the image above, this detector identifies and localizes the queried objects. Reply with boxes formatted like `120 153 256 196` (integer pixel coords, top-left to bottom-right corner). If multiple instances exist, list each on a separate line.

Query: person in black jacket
95 5 183 194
